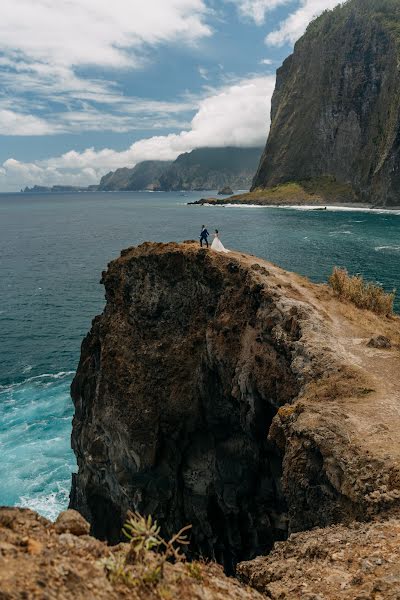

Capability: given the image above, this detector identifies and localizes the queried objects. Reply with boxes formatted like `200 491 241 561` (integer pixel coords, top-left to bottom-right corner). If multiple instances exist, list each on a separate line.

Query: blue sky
0 0 340 191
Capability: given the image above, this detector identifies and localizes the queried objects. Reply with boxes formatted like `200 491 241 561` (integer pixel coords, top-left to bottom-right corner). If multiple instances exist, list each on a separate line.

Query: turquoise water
1 191 400 519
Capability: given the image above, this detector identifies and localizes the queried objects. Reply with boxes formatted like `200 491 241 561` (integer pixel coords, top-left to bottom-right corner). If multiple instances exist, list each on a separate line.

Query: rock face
253 0 400 206
99 161 172 192
0 507 263 600
70 242 400 574
97 148 262 193
159 147 262 191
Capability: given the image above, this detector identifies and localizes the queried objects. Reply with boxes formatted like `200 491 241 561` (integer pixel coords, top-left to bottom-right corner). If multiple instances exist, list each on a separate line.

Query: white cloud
228 0 291 25
0 110 60 135
0 1 211 70
229 0 341 45
2 158 99 189
0 75 275 190
0 0 212 134
0 88 196 135
266 0 341 46
199 67 209 80
259 58 273 65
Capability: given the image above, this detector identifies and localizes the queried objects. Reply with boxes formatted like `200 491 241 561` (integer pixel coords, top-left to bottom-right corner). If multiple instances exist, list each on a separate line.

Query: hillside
158 147 262 191
99 160 171 191
252 0 400 206
99 147 262 192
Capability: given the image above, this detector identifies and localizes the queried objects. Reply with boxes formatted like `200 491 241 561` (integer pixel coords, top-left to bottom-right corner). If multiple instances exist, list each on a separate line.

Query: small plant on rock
102 511 192 589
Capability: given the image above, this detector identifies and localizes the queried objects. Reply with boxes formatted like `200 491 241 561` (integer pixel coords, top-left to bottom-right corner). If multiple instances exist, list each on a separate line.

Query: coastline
188 199 400 214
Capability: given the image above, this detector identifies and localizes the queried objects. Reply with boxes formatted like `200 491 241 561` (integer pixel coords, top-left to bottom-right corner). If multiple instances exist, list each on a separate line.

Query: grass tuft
328 267 395 316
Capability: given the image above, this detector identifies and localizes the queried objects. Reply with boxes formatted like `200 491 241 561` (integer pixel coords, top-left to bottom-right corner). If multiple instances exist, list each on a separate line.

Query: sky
0 0 341 191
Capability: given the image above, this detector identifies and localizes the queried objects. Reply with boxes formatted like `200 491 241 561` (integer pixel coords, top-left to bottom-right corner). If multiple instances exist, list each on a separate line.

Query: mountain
99 160 172 191
99 147 262 192
22 148 262 195
252 0 400 206
159 147 262 191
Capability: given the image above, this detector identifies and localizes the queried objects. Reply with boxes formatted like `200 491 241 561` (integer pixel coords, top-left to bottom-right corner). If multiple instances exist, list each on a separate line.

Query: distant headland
22 147 263 195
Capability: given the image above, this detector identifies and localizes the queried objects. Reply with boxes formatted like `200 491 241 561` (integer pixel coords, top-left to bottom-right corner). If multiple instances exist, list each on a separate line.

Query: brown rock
54 509 90 536
0 507 264 600
237 519 400 600
367 335 392 349
69 241 400 574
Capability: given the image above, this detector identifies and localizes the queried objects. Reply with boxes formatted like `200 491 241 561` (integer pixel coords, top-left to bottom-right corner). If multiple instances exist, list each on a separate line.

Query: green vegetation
328 267 395 316
102 511 195 590
206 176 356 206
306 0 400 51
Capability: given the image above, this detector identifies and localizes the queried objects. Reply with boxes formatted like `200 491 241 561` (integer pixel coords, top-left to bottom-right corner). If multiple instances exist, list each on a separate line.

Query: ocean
1 190 399 520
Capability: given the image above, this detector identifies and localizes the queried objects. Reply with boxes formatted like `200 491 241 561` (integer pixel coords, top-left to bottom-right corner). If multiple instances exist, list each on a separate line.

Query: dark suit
200 228 209 247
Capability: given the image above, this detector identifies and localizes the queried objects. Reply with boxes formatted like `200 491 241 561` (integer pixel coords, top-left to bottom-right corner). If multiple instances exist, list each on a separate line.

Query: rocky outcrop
237 517 400 599
253 0 400 206
217 186 234 195
159 147 262 191
70 242 400 575
0 507 263 600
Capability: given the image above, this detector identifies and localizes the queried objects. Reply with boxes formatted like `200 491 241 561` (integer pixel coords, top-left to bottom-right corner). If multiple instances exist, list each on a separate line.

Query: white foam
197 203 400 215
0 370 75 392
17 488 70 521
375 245 400 252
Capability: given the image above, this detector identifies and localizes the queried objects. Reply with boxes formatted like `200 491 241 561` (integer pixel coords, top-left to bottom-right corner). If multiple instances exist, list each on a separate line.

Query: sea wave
0 368 76 520
17 485 71 522
0 370 75 392
375 245 400 252
194 203 400 215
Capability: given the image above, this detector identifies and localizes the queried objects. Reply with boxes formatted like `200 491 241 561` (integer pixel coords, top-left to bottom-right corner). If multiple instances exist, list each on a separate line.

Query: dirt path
231 248 400 474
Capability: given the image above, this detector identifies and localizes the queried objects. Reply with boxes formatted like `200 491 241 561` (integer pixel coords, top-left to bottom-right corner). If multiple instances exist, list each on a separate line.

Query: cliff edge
69 241 400 578
0 507 263 600
252 0 400 206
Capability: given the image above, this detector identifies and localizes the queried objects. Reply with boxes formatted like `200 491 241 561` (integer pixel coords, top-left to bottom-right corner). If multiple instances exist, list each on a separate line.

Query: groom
199 225 210 248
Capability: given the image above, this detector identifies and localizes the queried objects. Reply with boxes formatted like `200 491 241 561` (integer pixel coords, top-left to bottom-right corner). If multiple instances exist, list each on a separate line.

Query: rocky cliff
96 147 262 193
99 161 172 192
159 147 262 191
70 242 400 576
253 0 400 206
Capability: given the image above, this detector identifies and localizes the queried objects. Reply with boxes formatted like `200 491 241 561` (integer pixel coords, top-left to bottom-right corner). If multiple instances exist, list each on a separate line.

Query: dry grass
328 267 395 316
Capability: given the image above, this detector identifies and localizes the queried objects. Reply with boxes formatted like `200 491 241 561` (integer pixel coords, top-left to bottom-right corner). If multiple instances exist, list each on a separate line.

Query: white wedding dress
211 234 229 253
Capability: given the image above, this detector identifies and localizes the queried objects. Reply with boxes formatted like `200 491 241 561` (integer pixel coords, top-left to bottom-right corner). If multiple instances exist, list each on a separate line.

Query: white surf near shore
194 203 400 215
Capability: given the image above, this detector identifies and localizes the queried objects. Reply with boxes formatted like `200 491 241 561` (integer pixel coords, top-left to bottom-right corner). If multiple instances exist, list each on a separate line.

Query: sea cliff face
158 147 262 191
70 242 400 575
253 0 400 206
99 161 172 192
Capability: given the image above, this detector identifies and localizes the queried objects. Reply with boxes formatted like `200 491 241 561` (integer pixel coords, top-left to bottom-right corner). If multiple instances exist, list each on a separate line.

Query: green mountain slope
253 0 400 206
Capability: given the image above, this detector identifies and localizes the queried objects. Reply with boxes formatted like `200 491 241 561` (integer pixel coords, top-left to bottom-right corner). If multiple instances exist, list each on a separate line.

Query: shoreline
188 200 400 214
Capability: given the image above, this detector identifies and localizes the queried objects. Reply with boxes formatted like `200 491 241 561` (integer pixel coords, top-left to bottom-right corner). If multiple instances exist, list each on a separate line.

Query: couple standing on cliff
199 225 229 253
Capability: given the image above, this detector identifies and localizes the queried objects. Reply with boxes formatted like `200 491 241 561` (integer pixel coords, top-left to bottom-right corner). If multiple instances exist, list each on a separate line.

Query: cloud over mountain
0 75 275 190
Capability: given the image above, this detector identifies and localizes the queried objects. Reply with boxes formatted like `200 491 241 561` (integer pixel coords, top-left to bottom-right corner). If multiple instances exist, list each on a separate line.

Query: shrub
102 511 192 589
328 267 395 316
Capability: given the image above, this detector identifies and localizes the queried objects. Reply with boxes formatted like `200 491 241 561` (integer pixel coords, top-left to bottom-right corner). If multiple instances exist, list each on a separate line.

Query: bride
211 229 229 253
